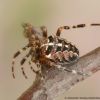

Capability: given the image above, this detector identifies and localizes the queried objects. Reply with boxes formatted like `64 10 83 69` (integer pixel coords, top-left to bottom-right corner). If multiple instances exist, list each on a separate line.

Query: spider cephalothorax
12 23 100 79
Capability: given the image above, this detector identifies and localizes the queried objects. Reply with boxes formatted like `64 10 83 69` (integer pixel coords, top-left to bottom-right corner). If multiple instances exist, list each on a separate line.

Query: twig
18 47 100 100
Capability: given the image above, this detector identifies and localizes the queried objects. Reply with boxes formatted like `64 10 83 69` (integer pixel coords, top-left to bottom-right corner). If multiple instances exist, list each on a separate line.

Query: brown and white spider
12 23 100 79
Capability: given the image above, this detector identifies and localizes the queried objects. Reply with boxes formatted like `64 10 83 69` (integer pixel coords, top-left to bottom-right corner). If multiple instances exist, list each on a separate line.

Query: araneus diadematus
12 23 100 79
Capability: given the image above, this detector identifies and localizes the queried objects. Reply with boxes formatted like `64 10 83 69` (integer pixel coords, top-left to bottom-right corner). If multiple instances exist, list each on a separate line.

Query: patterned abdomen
42 35 79 64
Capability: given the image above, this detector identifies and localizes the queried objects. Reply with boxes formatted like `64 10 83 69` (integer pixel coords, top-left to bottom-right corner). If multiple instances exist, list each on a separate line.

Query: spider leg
20 49 32 79
56 24 87 37
69 23 100 29
71 23 100 28
56 26 70 37
56 23 100 37
29 61 44 80
12 44 29 78
29 61 41 75
91 23 100 26
40 26 48 38
72 24 86 28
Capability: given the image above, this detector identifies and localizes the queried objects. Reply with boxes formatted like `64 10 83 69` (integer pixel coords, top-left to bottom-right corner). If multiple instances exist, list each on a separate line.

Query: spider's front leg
12 44 29 78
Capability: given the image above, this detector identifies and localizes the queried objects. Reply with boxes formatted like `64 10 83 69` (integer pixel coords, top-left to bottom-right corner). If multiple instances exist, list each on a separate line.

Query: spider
12 23 100 79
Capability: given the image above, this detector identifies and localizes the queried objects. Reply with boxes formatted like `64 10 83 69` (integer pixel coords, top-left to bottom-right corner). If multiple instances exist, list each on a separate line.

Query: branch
18 47 100 100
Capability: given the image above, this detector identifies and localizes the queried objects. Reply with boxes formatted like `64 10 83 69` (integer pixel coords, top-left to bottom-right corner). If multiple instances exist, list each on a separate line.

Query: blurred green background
0 0 100 100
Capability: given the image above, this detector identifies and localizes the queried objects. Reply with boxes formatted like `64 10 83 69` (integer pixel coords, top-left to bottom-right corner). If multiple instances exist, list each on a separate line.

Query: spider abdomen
42 35 79 65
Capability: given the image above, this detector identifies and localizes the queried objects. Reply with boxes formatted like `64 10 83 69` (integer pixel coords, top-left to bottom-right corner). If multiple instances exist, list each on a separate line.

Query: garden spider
12 23 100 79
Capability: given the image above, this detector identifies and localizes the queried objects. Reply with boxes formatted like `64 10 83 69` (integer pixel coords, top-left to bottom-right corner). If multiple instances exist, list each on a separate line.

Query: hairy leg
12 44 29 78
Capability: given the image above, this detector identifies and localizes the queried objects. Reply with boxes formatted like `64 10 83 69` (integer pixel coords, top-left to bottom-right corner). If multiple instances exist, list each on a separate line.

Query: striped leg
20 50 32 79
72 24 86 28
56 23 100 37
29 61 42 77
56 24 86 36
12 44 29 78
70 23 100 28
56 26 70 36
72 23 100 28
91 23 100 26
40 26 48 38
